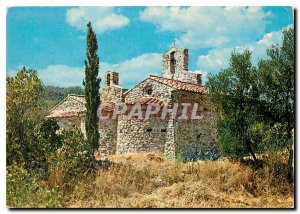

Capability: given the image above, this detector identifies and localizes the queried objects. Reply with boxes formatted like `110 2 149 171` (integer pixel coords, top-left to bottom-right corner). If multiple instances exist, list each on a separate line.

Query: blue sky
7 6 293 88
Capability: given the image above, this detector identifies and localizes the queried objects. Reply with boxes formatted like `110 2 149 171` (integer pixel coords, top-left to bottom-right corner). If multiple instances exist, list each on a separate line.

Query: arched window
170 51 176 74
106 73 111 86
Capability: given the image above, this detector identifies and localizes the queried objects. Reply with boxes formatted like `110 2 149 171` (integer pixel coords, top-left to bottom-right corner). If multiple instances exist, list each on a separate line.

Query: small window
144 85 153 96
170 51 176 74
161 129 167 133
106 73 111 86
146 128 153 132
147 88 153 95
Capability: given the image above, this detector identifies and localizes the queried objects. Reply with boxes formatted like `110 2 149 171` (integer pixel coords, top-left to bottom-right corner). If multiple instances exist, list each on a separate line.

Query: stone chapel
47 46 218 160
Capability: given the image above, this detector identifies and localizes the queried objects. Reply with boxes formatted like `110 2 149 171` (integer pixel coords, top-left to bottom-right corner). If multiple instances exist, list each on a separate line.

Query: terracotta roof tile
48 99 116 118
149 75 207 93
69 94 85 104
126 97 165 106
46 111 84 118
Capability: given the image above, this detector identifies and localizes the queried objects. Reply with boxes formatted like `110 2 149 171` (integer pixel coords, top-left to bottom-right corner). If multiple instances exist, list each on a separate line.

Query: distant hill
40 86 85 117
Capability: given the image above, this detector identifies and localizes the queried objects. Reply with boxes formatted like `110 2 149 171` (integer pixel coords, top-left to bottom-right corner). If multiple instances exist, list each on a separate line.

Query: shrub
48 128 94 189
6 163 61 208
26 118 62 178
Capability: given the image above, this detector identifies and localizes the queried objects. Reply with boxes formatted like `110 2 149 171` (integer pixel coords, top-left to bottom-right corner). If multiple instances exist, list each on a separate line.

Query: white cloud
140 6 270 49
257 30 283 47
7 65 84 87
190 69 208 83
103 53 162 88
66 7 130 34
196 26 288 76
39 65 85 87
7 53 162 88
7 23 288 88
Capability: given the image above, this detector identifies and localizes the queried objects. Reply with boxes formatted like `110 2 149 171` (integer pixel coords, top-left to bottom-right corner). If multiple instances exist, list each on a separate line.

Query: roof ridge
68 94 86 104
125 96 166 106
127 96 164 101
149 75 205 88
68 94 85 97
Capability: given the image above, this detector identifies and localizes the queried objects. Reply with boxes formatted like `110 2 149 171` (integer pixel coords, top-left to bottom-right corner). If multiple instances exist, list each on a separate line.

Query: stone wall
162 47 201 84
52 95 85 113
100 85 123 102
171 90 218 160
80 116 86 137
50 95 86 133
105 71 119 86
118 85 217 159
48 67 216 160
174 118 218 161
56 116 81 130
116 115 168 154
101 70 125 103
173 72 202 85
164 118 176 159
174 48 189 72
163 47 188 76
124 78 174 101
99 118 118 154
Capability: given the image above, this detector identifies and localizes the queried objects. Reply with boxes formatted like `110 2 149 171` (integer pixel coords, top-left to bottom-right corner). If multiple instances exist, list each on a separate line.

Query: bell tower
105 71 119 86
161 43 201 84
162 47 189 79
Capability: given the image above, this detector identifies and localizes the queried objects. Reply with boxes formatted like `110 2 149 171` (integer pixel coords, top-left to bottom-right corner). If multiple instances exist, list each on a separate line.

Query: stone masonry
47 46 218 160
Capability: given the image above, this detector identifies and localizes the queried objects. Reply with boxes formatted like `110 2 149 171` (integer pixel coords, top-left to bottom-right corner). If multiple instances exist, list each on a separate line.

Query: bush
48 128 94 189
26 119 62 178
6 163 61 208
178 143 221 162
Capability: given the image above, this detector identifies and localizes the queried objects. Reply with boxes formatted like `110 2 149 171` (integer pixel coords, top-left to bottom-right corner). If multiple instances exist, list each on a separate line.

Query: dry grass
63 152 293 208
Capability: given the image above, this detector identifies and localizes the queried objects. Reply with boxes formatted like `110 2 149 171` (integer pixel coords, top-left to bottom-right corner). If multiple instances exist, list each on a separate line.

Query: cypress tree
83 22 101 153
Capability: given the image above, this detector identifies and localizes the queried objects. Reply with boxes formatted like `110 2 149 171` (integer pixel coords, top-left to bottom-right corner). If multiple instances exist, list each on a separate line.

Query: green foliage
6 67 44 165
6 67 63 177
27 119 62 178
6 163 62 208
249 122 292 152
208 50 260 160
43 86 84 101
258 27 294 179
207 27 294 165
177 143 221 162
84 22 101 153
48 128 94 184
258 27 294 137
37 118 62 149
40 86 85 117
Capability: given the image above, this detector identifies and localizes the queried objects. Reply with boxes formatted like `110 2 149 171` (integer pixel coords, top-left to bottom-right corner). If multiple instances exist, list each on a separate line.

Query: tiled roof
149 75 207 93
63 95 116 111
46 111 84 118
49 94 85 113
126 97 165 106
48 94 116 118
69 94 85 104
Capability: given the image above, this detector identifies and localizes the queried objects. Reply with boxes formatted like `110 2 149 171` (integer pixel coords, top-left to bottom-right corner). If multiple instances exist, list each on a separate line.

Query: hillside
39 86 84 116
66 152 294 208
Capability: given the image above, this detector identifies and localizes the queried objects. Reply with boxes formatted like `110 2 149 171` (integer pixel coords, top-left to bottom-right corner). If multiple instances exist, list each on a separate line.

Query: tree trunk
287 128 294 182
246 140 257 162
